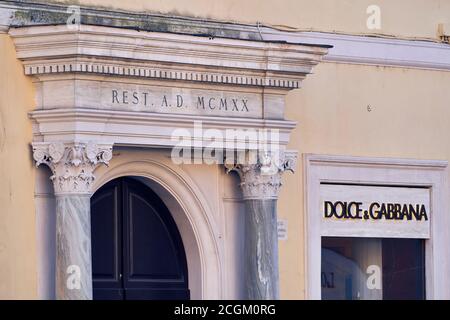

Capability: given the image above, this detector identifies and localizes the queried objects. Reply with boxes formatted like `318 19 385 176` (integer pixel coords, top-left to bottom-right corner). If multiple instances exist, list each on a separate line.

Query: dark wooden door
91 177 190 300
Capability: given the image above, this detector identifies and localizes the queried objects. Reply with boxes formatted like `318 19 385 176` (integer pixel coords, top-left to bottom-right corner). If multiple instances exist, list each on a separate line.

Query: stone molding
3 2 450 72
23 61 302 89
9 25 328 90
225 150 297 200
32 141 113 195
29 108 297 148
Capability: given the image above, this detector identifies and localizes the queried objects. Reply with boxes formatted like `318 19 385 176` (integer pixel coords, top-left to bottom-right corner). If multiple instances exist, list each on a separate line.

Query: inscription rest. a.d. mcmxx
111 89 251 113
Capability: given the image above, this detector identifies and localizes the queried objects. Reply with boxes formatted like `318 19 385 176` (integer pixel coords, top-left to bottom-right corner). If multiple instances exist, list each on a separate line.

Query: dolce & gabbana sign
323 201 428 221
319 184 431 239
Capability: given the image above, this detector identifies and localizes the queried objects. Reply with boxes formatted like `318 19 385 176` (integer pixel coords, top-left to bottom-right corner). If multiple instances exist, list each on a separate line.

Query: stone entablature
9 24 328 150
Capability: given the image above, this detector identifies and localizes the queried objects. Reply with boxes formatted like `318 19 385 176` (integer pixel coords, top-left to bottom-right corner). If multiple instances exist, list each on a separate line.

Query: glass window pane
321 237 425 300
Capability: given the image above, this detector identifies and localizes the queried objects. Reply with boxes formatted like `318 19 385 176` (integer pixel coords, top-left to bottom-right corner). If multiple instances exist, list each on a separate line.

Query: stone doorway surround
304 154 450 300
9 24 329 299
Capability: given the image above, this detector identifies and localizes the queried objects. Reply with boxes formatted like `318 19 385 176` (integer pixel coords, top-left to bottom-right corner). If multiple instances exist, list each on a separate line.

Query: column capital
32 141 113 195
225 150 297 200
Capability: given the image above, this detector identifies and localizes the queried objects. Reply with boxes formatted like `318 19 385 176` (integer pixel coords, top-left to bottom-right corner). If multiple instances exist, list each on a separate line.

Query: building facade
0 0 449 300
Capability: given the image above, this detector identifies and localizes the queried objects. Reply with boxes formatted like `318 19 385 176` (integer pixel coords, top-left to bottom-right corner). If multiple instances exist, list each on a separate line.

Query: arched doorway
90 177 190 300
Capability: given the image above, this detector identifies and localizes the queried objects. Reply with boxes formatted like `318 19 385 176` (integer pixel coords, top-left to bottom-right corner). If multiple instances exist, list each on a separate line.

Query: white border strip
2 3 450 71
262 29 450 71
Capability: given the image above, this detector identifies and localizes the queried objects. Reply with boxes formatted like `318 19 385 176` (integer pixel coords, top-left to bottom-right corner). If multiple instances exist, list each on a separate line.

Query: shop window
321 237 425 300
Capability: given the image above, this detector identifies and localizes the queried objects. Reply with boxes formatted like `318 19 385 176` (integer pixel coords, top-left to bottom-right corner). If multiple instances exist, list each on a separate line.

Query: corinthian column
32 141 113 300
226 150 296 300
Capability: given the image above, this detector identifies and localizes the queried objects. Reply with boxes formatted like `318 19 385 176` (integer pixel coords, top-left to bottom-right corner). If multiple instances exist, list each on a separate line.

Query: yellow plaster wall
2 0 450 299
278 63 450 299
0 34 38 299
45 0 450 41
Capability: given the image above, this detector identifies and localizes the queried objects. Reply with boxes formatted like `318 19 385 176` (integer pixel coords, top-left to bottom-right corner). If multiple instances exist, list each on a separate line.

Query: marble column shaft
226 151 296 300
56 195 92 300
244 199 279 299
33 141 113 300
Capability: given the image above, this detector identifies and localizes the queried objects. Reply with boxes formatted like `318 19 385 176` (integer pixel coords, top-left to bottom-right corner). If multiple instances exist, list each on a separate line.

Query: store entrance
321 237 425 300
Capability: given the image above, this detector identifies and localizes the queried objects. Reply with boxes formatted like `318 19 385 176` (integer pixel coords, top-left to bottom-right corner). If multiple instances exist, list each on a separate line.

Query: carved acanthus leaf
225 150 297 200
32 141 113 195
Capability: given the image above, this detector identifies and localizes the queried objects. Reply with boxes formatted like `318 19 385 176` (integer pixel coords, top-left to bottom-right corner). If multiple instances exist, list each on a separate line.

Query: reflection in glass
321 237 425 300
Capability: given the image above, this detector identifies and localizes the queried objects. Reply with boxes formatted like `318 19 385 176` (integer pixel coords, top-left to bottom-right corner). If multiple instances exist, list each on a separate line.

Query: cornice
2 1 450 72
9 24 328 89
29 108 297 148
29 108 297 129
304 154 448 169
261 30 450 72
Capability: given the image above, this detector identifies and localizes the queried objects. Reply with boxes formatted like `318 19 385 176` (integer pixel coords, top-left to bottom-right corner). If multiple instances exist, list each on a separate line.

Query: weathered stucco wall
43 0 450 41
0 34 37 299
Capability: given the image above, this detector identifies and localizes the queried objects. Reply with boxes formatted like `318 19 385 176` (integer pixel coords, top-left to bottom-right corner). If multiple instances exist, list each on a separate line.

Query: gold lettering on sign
323 201 429 221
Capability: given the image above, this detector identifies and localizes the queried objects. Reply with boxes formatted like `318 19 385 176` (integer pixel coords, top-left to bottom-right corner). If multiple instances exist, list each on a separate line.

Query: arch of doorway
93 158 224 299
